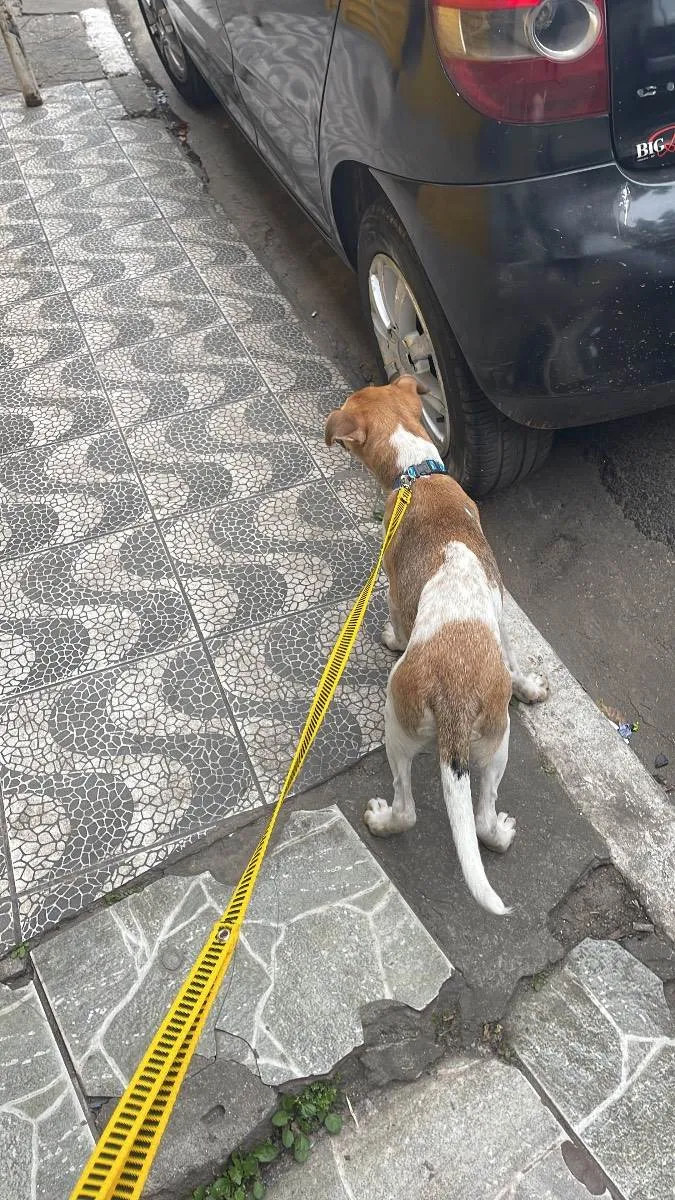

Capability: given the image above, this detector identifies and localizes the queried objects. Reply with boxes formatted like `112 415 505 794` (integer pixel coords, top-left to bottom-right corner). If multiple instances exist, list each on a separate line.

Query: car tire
137 0 215 108
357 199 553 496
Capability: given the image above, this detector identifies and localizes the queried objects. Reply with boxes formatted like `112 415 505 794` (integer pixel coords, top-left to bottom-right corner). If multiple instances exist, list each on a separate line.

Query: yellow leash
71 484 411 1200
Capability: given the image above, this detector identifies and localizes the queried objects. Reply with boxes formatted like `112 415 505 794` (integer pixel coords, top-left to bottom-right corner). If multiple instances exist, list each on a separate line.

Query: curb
80 5 136 76
505 591 675 941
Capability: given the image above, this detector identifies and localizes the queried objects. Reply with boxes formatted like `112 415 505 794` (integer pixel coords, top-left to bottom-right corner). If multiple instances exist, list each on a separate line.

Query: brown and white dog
325 376 548 915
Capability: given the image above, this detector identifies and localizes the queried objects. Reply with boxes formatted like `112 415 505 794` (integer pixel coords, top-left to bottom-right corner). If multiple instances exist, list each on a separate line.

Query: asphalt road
116 0 674 786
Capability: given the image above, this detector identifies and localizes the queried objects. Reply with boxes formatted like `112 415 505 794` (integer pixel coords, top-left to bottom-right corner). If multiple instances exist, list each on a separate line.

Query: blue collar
393 458 448 491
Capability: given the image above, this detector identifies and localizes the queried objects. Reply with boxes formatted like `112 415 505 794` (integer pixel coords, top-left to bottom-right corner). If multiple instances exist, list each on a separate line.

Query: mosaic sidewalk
0 80 387 955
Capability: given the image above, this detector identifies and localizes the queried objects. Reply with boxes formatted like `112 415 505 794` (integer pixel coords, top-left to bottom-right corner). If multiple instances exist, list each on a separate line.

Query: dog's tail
432 699 510 917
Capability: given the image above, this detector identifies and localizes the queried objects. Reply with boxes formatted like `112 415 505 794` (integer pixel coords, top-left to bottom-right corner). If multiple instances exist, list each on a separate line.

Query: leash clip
394 458 448 492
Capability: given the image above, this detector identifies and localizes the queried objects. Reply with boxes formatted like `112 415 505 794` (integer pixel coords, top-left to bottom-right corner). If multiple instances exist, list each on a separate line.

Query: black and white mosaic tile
0 350 113 457
139 167 213 223
0 642 260 909
1 82 104 136
0 81 391 946
17 867 130 944
169 218 258 304
32 171 158 230
70 263 222 354
104 371 268 426
0 168 27 201
167 213 241 252
0 243 61 308
0 523 193 697
124 152 198 185
112 117 187 157
163 479 374 637
0 293 85 374
0 430 149 561
224 294 380 522
85 78 126 120
18 139 124 179
0 194 43 252
51 217 187 294
211 591 390 801
169 217 380 527
125 392 318 519
0 157 23 187
26 161 136 205
39 208 140 249
98 324 262 418
155 187 225 224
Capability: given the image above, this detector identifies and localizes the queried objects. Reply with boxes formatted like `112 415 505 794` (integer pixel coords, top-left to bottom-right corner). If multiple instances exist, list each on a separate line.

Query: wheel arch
329 160 385 268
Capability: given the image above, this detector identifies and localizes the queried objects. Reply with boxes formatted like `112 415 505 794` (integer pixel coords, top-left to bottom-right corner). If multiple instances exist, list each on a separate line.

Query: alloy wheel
368 252 451 458
139 0 188 81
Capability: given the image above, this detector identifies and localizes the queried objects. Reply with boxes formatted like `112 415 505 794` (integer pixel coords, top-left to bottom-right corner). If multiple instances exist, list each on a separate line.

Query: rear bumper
373 165 675 428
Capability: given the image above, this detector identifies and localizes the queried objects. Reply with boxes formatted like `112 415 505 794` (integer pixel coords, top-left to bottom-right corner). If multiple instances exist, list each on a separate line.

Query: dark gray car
138 0 675 495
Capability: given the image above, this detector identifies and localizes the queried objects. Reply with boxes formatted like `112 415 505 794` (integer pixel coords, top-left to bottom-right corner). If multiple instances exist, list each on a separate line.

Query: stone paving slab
144 1059 276 1198
0 80 383 947
267 1056 595 1200
0 980 94 1199
0 15 102 97
22 0 107 13
0 901 15 961
508 939 675 1200
34 808 452 1097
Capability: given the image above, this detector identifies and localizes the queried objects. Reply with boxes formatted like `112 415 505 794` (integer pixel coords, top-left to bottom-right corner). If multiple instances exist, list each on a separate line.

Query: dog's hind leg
381 594 408 653
499 618 549 704
364 680 425 835
474 719 516 853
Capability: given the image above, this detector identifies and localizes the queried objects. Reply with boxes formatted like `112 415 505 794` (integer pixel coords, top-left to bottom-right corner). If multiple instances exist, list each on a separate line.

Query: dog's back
386 479 513 913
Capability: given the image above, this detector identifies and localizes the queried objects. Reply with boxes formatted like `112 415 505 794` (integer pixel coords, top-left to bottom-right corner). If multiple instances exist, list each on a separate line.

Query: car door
168 0 256 141
218 0 341 227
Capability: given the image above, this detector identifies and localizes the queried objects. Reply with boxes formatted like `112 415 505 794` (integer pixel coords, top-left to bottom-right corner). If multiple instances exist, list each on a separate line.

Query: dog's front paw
363 797 414 836
381 622 404 653
477 811 516 853
512 671 549 705
364 797 394 836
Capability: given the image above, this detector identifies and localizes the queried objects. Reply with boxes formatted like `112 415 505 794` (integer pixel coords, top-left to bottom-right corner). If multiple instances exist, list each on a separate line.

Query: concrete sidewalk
0 78 674 1200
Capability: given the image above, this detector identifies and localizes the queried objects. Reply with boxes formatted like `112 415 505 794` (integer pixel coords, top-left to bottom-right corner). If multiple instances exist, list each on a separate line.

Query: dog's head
325 376 428 483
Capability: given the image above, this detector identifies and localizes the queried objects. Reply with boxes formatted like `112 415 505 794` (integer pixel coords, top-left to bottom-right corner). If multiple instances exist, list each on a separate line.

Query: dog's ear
395 374 429 396
325 408 367 448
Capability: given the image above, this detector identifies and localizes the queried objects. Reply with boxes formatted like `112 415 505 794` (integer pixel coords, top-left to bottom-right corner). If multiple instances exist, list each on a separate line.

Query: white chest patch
409 542 501 645
389 425 442 471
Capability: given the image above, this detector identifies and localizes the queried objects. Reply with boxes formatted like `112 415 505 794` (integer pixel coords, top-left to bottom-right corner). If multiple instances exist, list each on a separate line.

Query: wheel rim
139 0 188 81
367 253 451 458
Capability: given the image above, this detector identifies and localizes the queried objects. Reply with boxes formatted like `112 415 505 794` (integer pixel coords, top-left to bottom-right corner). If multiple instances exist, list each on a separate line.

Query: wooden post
0 0 42 107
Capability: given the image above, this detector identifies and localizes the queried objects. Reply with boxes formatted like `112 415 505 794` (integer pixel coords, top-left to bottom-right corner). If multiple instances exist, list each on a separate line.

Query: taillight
430 0 608 123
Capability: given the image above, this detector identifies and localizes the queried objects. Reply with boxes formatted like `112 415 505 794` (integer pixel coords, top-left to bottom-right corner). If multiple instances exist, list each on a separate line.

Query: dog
325 376 548 914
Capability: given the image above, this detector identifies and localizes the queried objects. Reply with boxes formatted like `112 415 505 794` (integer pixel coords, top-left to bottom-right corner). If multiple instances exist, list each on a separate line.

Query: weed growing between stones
192 1080 344 1200
481 1021 516 1063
